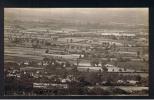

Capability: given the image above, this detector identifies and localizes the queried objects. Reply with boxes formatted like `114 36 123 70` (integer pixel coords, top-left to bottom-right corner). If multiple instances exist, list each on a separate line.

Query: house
68 43 91 53
127 80 139 86
20 67 44 73
33 83 68 89
101 32 136 39
77 66 102 72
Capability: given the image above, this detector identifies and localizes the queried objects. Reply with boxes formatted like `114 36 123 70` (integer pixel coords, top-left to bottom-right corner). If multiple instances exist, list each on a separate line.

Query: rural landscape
4 8 149 96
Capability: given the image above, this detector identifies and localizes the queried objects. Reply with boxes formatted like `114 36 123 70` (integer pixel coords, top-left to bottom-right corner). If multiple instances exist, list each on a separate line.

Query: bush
111 87 130 95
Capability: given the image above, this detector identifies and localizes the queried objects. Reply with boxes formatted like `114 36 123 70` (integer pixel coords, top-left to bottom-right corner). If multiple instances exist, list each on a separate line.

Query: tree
43 57 51 64
101 60 106 67
90 58 99 67
137 51 140 58
70 39 73 43
45 42 51 46
45 49 49 53
29 61 37 66
32 44 37 50
119 68 122 72
103 67 108 72
95 59 99 67
65 61 71 67
79 55 82 59
77 58 80 67
82 50 86 58
124 68 127 72
136 75 142 82
91 87 104 95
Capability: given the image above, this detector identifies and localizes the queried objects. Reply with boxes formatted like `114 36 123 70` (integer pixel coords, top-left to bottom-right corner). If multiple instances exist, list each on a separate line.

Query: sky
5 8 148 13
4 8 149 25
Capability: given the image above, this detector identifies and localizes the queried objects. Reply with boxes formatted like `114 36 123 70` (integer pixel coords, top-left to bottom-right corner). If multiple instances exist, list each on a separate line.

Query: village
4 23 149 95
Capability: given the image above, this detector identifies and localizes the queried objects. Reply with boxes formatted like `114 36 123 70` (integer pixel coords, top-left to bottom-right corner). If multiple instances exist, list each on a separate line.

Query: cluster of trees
33 87 148 95
5 79 148 96
5 66 148 95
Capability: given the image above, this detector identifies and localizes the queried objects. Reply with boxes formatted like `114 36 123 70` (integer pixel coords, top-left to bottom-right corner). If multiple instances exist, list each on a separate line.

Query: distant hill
4 8 148 31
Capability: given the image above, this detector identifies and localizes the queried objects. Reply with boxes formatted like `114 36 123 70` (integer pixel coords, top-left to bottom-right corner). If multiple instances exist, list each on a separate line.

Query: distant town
4 8 149 96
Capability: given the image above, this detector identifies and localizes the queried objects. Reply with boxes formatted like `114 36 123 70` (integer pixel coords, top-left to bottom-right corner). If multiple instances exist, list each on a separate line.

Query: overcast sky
4 8 149 25
5 8 148 13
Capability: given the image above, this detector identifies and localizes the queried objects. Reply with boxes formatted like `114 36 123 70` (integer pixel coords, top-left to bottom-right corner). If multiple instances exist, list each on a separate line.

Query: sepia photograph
4 8 149 96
